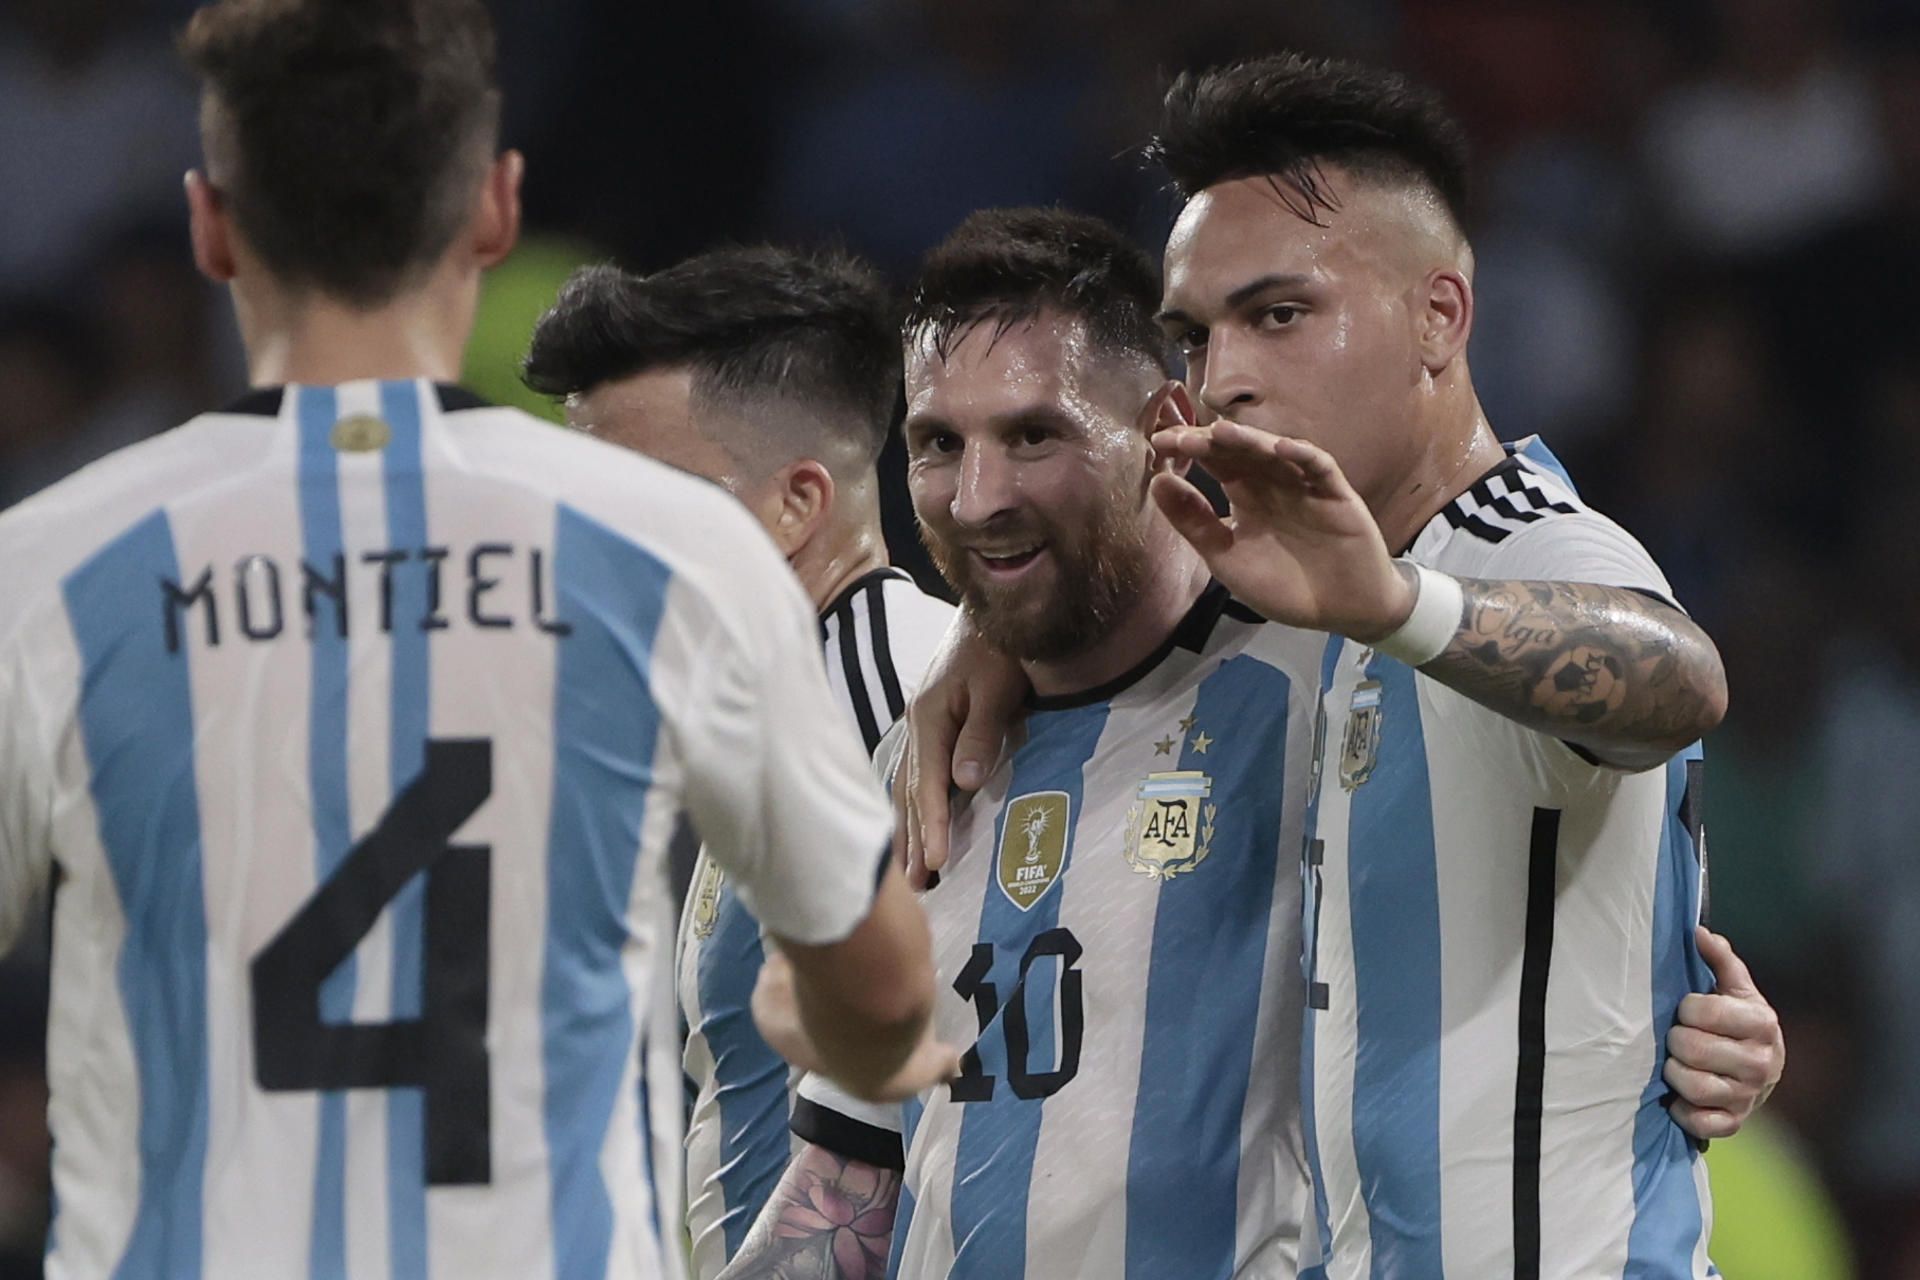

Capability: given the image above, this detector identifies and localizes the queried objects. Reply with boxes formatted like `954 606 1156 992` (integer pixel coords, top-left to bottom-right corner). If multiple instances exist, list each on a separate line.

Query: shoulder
451 409 811 635
1413 446 1676 603
872 575 957 687
0 409 272 645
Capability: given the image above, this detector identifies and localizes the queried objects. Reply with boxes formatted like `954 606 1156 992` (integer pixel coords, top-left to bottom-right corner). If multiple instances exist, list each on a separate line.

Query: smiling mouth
970 545 1046 576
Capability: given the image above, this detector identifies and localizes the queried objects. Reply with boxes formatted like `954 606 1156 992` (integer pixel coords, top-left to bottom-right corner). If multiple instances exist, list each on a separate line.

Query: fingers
1673 989 1777 1043
1696 926 1759 998
1150 471 1236 558
1148 423 1368 509
1667 1019 1775 1086
1663 1057 1759 1115
1668 1097 1743 1142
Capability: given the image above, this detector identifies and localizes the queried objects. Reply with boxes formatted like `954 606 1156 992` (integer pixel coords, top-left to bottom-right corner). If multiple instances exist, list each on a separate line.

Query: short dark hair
180 0 501 307
904 207 1175 377
1148 53 1470 229
521 247 900 465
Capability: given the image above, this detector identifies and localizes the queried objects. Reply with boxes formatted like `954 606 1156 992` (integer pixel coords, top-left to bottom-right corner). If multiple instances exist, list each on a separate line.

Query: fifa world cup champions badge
998 792 1070 911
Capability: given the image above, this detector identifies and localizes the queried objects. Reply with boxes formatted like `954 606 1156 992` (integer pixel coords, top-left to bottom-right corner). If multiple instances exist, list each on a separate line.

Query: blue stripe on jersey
294 385 354 1280
887 1177 918 1279
63 510 210 1280
542 504 674 1280
1300 634 1346 1275
1125 656 1290 1278
946 704 1110 1279
1345 657 1444 1274
1624 744 1713 1274
380 379 433 1280
698 879 788 1257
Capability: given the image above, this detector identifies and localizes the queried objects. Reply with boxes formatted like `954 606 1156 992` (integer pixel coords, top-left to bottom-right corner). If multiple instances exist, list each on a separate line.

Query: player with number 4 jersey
0 4 943 1279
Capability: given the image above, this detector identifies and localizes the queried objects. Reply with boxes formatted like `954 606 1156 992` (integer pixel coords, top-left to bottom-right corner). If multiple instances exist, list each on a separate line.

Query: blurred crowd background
3 0 1917 1274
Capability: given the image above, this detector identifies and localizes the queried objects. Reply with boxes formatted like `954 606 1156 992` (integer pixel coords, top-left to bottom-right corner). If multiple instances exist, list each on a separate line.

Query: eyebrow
1156 273 1316 326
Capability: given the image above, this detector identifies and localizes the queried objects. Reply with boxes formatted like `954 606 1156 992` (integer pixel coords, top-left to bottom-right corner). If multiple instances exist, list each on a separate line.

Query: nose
951 441 1018 529
1197 327 1264 419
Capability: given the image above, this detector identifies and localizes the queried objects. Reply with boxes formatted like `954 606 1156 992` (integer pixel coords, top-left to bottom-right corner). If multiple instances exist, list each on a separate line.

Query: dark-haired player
903 54 1783 1280
726 207 1323 1280
0 3 947 1277
522 248 955 1279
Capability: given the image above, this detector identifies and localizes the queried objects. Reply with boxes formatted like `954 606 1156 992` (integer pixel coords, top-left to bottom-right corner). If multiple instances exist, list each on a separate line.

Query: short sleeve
792 1071 905 1170
0 647 54 951
1472 509 1679 608
677 560 893 946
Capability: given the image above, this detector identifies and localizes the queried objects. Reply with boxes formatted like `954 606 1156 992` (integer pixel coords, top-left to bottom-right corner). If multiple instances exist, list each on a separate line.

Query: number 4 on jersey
251 738 493 1186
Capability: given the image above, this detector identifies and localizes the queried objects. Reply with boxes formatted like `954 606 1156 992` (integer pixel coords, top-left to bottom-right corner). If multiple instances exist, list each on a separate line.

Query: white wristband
1372 561 1463 668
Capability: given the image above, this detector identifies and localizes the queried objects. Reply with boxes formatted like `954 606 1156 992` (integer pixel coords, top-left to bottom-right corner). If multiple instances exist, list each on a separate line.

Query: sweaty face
566 367 746 494
904 313 1156 663
1158 172 1443 509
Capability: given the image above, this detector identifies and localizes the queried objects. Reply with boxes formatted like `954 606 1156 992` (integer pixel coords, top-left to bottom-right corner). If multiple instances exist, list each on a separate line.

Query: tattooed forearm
1416 576 1727 770
717 1144 900 1280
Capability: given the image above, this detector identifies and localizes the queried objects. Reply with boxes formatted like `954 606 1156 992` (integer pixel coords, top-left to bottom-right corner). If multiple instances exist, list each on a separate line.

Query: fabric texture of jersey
1299 438 1717 1280
0 380 892 1280
798 585 1321 1280
676 568 953 1279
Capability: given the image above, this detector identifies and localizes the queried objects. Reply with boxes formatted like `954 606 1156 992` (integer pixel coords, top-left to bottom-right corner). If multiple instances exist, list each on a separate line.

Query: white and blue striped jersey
798 585 1321 1279
0 379 894 1280
676 569 953 1279
1299 439 1716 1280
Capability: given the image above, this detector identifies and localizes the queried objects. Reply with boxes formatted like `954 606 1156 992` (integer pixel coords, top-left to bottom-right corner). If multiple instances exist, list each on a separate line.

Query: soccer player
521 249 956 1279
901 56 1785 1280
0 3 946 1278
725 208 1325 1280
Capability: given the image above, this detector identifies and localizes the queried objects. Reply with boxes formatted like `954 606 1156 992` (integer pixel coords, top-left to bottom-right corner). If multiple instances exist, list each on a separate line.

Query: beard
921 487 1154 664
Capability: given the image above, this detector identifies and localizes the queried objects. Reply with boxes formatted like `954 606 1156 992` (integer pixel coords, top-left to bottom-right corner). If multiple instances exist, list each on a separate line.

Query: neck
235 267 476 389
1368 387 1505 555
1023 525 1212 699
794 519 892 614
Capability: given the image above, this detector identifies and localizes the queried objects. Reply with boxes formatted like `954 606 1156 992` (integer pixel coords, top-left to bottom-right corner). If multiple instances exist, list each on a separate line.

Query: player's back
0 379 848 1280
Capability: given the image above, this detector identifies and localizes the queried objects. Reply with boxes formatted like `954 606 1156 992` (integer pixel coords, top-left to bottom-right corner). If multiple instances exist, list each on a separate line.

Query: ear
1419 268 1473 373
472 149 524 270
1140 380 1197 478
766 459 835 558
184 171 236 284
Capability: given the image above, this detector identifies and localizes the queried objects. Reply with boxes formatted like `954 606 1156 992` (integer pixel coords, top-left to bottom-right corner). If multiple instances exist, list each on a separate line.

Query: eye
917 430 960 456
1256 304 1300 329
1176 326 1209 355
1018 424 1051 448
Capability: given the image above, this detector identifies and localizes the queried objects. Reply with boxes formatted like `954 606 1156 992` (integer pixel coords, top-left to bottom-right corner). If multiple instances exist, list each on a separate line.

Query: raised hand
1148 419 1414 643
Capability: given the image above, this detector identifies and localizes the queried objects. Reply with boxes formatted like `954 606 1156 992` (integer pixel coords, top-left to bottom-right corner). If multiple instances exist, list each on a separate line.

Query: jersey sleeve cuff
791 1096 906 1171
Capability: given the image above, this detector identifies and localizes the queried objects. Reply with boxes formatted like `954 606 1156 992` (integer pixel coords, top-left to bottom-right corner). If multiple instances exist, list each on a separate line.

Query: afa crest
1339 678 1384 791
331 413 392 453
1124 770 1216 881
997 791 1069 911
689 858 726 939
